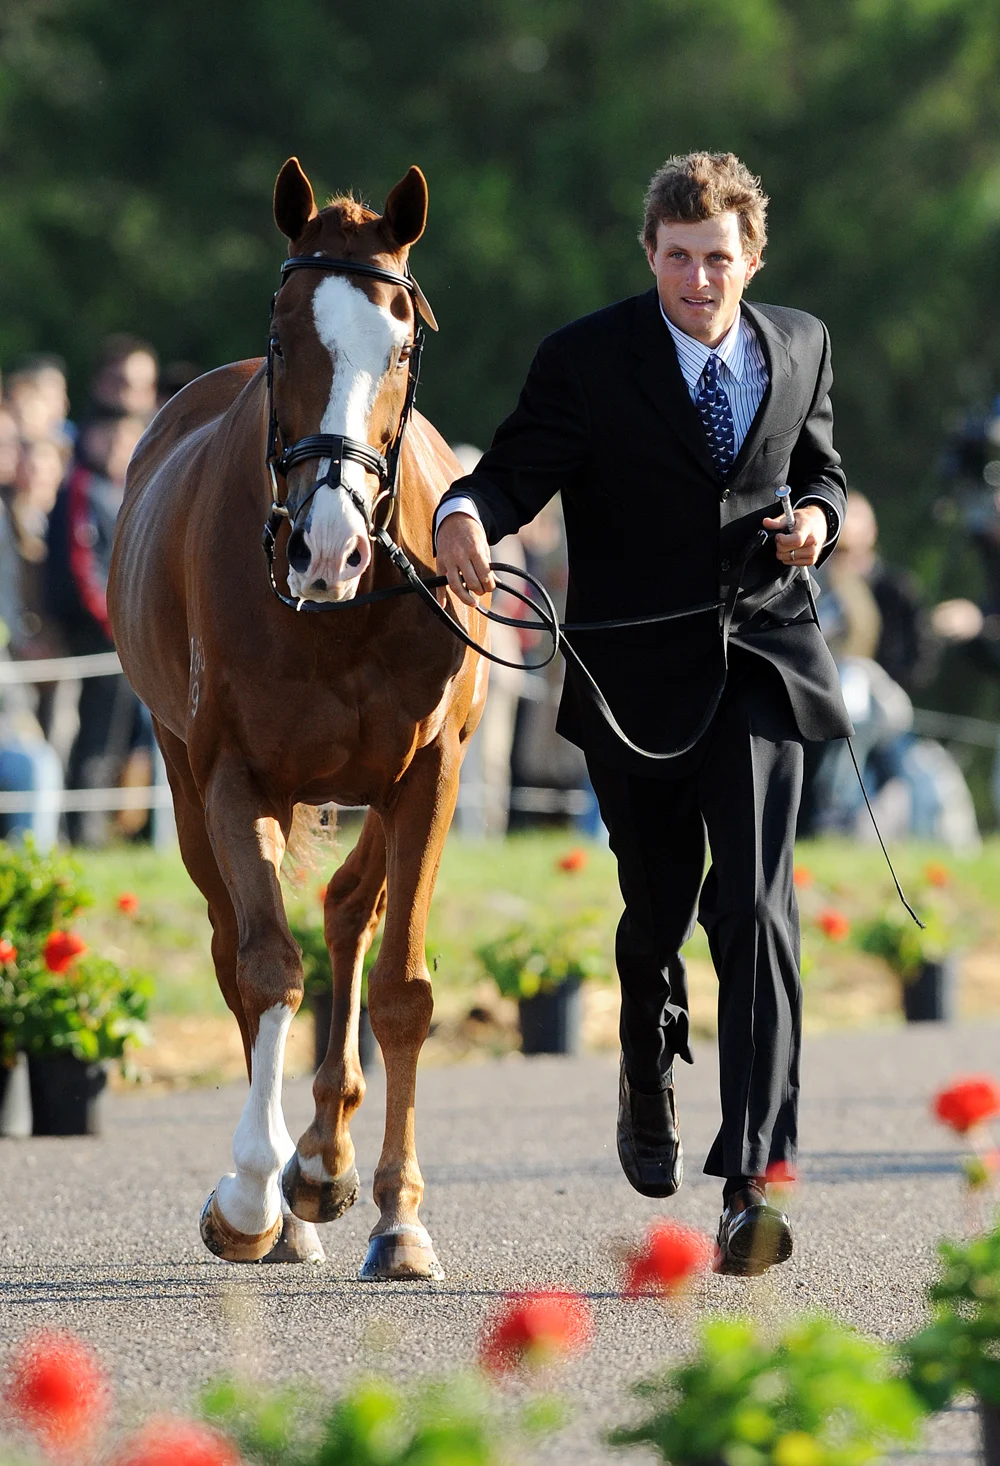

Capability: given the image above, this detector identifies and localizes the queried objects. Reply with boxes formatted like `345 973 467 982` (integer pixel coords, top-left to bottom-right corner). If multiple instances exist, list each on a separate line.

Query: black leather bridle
261 254 430 611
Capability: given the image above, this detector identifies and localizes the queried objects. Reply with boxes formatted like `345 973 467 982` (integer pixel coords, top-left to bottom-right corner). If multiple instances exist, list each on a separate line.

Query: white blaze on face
215 1004 296 1238
286 275 409 603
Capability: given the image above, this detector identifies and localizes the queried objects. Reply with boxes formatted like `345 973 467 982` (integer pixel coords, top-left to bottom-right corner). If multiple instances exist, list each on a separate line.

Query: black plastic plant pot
27 1054 107 1136
518 978 582 1056
902 957 957 1023
0 1052 32 1137
982 1397 1000 1466
310 991 377 1073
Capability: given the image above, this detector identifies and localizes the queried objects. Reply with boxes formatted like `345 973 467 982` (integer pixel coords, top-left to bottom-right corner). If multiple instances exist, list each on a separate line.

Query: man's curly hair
640 152 768 259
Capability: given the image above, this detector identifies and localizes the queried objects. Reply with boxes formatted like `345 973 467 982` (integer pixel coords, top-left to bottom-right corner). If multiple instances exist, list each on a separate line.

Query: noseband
261 255 429 608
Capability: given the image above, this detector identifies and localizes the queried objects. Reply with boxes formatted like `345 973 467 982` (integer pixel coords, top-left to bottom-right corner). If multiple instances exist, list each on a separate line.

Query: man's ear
381 166 429 248
274 157 318 242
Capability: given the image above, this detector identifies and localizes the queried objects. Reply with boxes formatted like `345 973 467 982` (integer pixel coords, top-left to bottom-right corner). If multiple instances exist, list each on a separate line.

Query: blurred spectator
806 493 979 850
5 354 72 443
157 359 201 409
89 334 159 421
8 435 72 655
47 408 150 844
451 443 525 837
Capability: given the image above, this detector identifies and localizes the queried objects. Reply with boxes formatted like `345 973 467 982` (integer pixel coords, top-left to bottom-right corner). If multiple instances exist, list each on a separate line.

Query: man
435 152 851 1275
89 334 159 422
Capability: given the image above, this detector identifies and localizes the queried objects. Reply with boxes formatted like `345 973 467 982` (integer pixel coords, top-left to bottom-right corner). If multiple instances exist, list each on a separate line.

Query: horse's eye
270 337 283 359
398 342 413 366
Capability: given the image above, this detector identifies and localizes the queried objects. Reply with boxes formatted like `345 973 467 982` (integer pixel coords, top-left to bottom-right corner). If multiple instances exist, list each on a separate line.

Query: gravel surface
2 1020 997 1462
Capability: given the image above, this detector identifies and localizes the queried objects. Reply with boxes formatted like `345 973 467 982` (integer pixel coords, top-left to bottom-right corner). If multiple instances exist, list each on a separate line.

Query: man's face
94 352 158 417
646 212 760 348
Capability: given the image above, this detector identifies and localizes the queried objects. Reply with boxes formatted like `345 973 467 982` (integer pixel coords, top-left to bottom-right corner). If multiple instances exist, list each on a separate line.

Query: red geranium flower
793 866 813 888
3 1329 108 1449
557 849 588 873
924 862 950 888
117 892 140 916
111 1419 243 1466
42 931 87 974
0 938 17 964
479 1290 593 1373
817 909 850 941
623 1221 712 1297
933 1076 1000 1134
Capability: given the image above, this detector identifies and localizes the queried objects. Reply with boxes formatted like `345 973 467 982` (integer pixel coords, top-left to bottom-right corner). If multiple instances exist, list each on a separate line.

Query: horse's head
269 157 434 603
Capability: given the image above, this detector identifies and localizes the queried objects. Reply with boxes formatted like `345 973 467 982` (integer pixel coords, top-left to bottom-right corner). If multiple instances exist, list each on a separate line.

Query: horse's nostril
287 527 310 572
346 547 362 569
310 578 327 593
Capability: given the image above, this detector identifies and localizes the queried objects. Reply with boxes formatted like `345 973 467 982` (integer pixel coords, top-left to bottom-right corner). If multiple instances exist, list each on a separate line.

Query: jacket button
720 558 731 573
720 489 731 501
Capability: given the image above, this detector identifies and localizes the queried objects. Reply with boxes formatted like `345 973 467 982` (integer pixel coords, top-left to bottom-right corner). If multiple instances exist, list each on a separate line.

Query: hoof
262 1212 326 1265
281 1153 359 1224
359 1226 445 1282
199 1191 282 1263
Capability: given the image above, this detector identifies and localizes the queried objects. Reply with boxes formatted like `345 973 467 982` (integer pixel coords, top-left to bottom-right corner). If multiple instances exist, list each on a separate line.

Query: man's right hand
435 511 496 607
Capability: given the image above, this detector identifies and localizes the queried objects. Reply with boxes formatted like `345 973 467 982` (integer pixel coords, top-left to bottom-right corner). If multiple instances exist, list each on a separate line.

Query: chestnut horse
108 159 485 1279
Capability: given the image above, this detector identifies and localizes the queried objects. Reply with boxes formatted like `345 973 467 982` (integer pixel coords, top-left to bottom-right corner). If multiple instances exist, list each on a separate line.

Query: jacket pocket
762 418 804 456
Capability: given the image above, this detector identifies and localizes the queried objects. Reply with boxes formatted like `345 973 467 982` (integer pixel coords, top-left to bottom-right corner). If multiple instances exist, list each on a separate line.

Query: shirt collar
658 303 749 389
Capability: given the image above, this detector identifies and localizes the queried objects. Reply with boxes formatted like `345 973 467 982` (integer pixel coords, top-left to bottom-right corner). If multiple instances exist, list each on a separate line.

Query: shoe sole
713 1206 793 1276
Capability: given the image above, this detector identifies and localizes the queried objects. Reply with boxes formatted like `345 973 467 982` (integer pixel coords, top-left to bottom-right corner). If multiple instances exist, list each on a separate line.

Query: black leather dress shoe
616 1057 683 1198
712 1188 793 1276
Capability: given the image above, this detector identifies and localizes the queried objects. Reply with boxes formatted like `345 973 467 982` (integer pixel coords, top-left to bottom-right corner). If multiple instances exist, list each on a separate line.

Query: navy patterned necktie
694 353 736 478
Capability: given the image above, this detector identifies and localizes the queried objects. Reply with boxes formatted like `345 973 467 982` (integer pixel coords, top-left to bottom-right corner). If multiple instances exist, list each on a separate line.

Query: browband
280 256 438 331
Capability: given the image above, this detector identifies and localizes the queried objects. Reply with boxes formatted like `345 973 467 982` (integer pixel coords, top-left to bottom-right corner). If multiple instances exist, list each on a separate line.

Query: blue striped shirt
659 305 768 452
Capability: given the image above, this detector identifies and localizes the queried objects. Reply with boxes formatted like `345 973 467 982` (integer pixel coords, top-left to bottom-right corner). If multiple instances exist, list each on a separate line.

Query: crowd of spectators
0 337 177 848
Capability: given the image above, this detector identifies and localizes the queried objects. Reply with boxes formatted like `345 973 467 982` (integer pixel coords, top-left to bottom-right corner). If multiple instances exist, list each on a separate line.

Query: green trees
1 0 999 557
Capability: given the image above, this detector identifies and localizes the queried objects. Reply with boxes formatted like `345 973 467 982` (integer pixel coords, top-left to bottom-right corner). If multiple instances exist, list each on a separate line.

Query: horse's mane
323 194 378 232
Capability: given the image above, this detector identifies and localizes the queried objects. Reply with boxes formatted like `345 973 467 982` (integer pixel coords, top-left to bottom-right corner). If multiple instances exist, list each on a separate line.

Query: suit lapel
628 289 720 482
726 301 792 482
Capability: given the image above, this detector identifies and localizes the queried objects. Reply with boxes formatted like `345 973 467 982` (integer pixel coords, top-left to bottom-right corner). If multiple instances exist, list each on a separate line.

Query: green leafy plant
609 1315 923 1466
0 839 91 955
1 954 152 1064
201 1372 559 1466
856 902 951 981
901 1224 1000 1411
476 914 610 1000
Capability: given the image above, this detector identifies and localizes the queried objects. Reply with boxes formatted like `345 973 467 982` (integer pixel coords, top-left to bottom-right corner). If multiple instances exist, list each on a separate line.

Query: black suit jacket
439 289 852 774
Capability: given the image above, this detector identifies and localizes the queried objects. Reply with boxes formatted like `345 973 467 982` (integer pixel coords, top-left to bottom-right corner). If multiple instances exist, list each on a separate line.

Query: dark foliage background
1 0 999 592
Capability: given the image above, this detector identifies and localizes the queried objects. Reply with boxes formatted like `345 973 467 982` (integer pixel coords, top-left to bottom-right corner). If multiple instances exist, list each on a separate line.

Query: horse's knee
236 929 303 1016
367 969 433 1049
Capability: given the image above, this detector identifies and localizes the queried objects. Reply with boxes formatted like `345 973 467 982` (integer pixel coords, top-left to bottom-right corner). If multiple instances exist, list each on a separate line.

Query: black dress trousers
585 648 803 1180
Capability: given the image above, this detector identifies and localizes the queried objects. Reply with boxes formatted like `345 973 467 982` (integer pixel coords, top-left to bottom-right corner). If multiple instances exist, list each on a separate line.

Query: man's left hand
761 504 828 568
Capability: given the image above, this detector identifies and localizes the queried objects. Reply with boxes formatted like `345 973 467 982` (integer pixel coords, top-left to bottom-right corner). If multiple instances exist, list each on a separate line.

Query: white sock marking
216 1004 295 1237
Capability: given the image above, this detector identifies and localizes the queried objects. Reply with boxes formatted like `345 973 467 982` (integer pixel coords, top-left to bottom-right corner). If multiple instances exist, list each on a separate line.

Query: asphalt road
2 1020 997 1463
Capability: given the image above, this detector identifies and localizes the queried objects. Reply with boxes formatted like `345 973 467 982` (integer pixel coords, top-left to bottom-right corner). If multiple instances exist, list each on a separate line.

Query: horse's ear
274 157 318 242
381 166 428 248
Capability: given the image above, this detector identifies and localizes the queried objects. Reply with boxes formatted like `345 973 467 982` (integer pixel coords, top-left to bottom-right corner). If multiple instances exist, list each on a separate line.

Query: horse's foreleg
359 739 458 1282
283 809 386 1223
195 762 305 1263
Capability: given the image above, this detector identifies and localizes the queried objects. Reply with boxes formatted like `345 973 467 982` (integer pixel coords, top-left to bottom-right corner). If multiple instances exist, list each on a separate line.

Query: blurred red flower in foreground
924 862 950 887
792 866 813 888
117 892 140 916
557 848 588 873
817 909 850 941
317 883 328 905
933 1076 1000 1134
479 1290 593 1372
623 1221 712 1297
765 1160 797 1187
3 1329 108 1449
0 938 17 964
42 931 87 974
111 1418 243 1466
